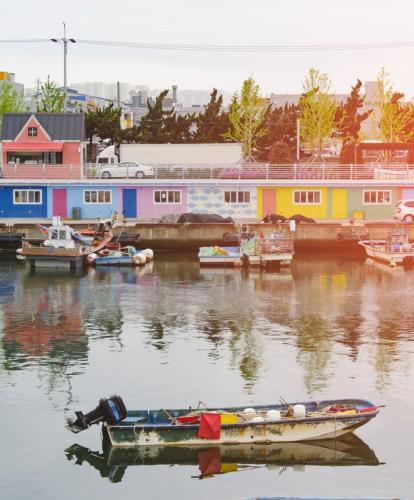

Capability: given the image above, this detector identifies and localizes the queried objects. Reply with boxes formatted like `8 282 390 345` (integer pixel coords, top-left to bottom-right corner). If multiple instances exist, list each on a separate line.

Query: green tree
224 77 268 161
0 82 25 127
137 90 175 143
334 79 372 163
256 103 298 161
34 76 66 112
163 112 194 143
193 88 230 143
299 68 337 160
374 68 414 144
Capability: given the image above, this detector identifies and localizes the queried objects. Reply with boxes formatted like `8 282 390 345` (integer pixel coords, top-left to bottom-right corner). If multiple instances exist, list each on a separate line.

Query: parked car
395 199 414 222
97 162 154 179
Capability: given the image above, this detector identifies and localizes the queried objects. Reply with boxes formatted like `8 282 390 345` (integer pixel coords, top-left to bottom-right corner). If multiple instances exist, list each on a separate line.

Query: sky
1 0 414 97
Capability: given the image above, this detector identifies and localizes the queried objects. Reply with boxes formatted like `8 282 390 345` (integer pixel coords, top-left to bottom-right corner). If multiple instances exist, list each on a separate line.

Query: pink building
0 113 85 179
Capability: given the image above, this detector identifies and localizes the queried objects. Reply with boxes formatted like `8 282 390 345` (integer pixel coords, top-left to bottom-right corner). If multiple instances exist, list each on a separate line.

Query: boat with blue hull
67 397 381 448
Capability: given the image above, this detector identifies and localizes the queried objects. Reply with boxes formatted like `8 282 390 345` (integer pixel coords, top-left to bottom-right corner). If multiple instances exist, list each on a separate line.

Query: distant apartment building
0 72 24 95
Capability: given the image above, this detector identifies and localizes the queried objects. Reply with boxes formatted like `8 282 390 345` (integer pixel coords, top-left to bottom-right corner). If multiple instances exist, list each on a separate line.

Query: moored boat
66 396 381 447
16 217 113 269
358 229 414 266
87 246 154 267
198 246 241 266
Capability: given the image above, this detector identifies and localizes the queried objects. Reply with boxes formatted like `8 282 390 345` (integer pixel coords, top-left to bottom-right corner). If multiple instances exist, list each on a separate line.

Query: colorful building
0 112 85 179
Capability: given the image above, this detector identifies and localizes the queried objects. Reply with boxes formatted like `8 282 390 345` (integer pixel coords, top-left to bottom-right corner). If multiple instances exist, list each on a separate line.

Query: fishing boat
87 245 154 267
16 216 113 269
198 246 241 266
66 396 381 447
65 433 380 482
358 228 414 266
240 233 294 267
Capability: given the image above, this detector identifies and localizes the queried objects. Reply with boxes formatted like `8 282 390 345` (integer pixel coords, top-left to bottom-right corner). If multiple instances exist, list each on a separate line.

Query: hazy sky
1 0 414 96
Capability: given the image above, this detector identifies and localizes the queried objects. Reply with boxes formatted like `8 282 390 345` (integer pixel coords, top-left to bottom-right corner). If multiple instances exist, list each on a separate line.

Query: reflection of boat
64 433 381 483
358 229 414 266
16 217 113 269
67 397 380 446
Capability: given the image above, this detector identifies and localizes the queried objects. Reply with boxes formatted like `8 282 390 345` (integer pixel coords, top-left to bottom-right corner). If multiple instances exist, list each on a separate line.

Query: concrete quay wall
1 220 412 252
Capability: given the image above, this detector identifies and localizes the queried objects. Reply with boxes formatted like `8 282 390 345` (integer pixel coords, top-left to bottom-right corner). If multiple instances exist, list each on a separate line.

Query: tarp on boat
197 413 221 440
177 213 235 224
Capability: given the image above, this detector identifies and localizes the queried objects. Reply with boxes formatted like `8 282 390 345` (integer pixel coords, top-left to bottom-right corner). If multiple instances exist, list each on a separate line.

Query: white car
395 199 414 222
97 162 154 179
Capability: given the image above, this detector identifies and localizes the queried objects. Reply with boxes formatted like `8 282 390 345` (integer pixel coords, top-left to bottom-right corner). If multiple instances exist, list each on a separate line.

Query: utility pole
296 114 301 161
51 22 76 94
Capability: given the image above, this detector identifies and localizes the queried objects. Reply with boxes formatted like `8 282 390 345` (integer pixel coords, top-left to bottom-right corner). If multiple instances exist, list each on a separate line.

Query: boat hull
358 240 414 265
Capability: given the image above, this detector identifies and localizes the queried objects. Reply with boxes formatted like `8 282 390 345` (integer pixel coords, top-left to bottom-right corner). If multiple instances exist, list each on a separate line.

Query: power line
1 38 414 52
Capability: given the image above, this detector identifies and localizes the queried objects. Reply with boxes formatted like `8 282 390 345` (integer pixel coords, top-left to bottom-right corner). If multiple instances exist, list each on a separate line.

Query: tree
137 90 175 143
34 76 66 112
224 77 268 161
85 104 122 146
334 79 372 163
163 112 194 143
268 141 292 164
255 103 298 161
373 68 414 144
0 82 25 127
193 88 230 143
299 68 337 161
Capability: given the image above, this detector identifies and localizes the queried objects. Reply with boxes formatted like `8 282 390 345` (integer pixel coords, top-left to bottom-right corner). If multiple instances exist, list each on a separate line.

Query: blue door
122 189 137 218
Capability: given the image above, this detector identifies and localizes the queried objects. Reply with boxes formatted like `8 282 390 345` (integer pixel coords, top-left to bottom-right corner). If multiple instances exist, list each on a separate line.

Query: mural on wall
187 187 257 218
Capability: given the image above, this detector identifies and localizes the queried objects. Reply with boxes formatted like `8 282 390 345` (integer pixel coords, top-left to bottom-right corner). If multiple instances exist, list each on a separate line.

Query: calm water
0 254 413 499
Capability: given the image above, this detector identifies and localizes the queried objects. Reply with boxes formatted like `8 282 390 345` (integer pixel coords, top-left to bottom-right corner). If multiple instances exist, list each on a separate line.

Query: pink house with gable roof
0 112 85 179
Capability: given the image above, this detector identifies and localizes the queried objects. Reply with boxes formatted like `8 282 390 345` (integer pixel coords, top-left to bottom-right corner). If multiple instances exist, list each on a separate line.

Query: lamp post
51 22 76 93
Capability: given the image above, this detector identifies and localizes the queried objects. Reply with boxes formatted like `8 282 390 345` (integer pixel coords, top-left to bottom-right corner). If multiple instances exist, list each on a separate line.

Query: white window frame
28 127 38 137
293 190 322 205
13 189 42 205
224 191 251 204
363 190 392 205
153 190 182 204
83 189 112 204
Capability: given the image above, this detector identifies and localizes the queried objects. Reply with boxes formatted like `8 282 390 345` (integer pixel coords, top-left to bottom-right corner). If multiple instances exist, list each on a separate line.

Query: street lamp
50 22 76 93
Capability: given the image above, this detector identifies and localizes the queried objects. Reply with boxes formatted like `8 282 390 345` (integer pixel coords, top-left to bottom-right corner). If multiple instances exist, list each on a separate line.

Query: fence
2 162 414 182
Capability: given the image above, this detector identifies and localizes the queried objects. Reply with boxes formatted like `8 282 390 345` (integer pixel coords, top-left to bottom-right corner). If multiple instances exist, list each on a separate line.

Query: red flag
197 413 221 440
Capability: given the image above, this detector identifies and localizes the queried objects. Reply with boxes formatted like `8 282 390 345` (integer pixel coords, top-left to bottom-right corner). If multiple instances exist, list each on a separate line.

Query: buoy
132 253 147 265
250 416 264 423
86 253 97 264
266 409 281 421
242 408 256 416
389 260 397 268
293 404 306 418
142 249 154 261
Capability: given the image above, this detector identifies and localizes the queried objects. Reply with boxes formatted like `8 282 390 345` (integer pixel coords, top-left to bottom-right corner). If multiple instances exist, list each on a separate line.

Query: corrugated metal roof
0 113 85 141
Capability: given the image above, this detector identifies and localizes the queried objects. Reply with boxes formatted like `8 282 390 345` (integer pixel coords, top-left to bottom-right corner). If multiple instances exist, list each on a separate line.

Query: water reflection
65 434 381 483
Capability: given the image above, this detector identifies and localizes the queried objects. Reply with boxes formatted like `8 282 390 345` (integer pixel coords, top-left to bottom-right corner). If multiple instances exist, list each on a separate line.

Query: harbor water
0 253 413 499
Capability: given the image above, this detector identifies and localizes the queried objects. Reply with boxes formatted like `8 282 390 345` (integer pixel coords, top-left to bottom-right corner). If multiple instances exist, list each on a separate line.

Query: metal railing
2 162 414 182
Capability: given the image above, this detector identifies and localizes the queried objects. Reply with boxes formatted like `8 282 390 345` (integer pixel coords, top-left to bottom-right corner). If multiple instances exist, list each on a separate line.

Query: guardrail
2 163 414 181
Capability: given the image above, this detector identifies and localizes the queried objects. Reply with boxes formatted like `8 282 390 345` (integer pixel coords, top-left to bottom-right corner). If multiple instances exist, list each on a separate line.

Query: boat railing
254 237 294 255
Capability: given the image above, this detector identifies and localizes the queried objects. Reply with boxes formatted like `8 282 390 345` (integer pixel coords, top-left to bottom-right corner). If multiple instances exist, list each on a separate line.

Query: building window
154 190 181 204
13 189 42 204
7 152 63 164
224 191 251 203
83 190 112 204
293 190 321 204
28 127 38 137
363 190 391 205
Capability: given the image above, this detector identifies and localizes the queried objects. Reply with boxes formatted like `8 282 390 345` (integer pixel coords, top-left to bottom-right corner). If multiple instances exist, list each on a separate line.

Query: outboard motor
66 395 127 433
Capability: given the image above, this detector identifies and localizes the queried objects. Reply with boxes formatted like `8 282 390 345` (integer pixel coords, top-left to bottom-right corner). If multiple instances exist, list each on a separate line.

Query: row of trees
2 70 414 163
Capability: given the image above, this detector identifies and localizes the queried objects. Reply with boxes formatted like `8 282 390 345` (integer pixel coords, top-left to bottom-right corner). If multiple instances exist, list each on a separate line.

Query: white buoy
293 404 306 418
86 253 97 264
132 253 147 266
250 416 264 423
242 408 256 416
142 248 154 261
266 409 281 421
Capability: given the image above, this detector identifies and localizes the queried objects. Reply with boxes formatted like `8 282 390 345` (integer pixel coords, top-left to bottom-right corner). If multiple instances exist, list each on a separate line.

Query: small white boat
241 233 294 267
198 246 241 266
358 229 414 266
